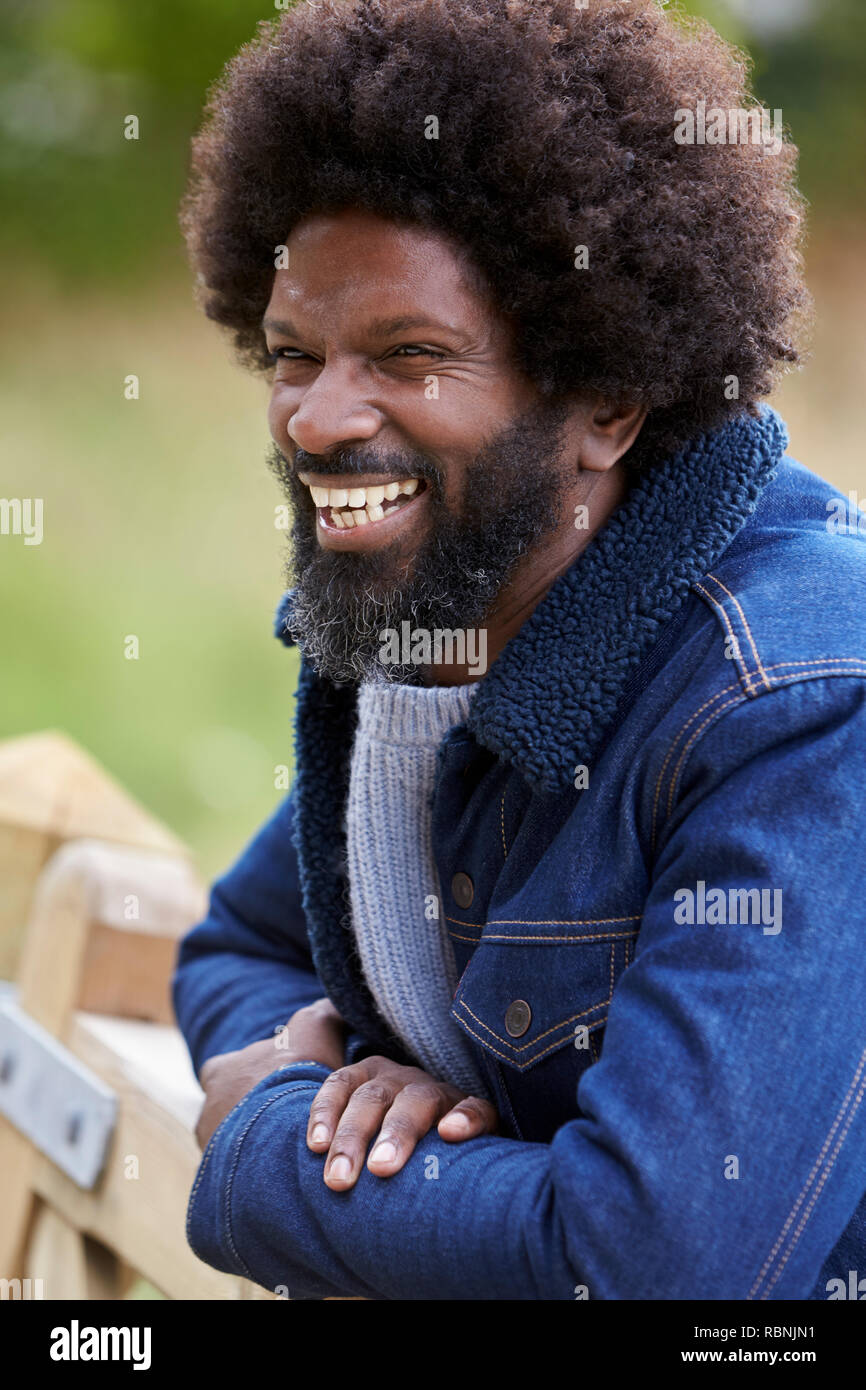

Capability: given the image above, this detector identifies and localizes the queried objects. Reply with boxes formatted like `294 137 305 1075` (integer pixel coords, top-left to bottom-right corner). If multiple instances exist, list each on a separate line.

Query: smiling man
172 0 866 1300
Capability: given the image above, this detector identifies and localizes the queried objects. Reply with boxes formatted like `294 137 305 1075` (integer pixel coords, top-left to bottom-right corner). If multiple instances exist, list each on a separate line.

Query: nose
281 362 382 457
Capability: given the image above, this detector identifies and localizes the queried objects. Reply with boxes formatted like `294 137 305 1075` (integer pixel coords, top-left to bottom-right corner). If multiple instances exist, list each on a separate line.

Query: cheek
267 388 295 449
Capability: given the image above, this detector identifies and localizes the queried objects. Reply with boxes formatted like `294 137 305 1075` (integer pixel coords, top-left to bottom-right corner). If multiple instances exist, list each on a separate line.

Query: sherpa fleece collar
275 406 788 794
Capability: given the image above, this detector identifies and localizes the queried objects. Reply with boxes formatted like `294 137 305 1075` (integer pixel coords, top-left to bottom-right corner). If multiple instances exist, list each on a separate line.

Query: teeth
306 478 421 507
314 476 425 531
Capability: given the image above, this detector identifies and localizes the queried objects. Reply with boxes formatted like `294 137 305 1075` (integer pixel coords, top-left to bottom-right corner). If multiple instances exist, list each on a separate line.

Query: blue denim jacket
173 407 866 1299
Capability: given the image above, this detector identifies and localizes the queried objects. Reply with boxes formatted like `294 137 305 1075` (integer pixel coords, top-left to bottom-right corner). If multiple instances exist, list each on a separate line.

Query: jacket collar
273 407 787 1048
276 406 788 793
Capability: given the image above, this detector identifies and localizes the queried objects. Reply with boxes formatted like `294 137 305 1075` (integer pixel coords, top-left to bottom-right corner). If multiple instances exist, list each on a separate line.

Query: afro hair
180 0 810 464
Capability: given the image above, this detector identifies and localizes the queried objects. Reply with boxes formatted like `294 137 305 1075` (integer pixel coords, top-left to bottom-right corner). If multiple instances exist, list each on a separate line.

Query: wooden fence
0 731 274 1300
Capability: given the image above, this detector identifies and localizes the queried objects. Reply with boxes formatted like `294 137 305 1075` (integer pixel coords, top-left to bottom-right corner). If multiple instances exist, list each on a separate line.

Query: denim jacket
172 407 866 1300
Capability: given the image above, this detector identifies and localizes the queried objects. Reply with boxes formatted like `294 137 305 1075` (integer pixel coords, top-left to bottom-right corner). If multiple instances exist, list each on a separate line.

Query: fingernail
310 1124 329 1145
442 1112 471 1134
370 1140 397 1164
328 1155 352 1181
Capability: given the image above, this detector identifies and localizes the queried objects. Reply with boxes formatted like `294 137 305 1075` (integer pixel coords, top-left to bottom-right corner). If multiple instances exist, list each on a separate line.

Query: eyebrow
261 313 464 338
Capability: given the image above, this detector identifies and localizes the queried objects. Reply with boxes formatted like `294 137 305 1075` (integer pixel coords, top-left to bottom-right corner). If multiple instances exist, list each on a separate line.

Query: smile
297 470 429 545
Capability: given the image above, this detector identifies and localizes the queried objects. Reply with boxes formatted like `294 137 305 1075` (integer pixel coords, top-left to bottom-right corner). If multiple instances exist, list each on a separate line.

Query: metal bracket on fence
0 999 117 1189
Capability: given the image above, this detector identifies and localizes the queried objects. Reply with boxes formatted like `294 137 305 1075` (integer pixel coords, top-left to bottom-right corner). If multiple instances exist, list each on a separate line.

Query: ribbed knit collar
276 406 788 795
356 677 478 748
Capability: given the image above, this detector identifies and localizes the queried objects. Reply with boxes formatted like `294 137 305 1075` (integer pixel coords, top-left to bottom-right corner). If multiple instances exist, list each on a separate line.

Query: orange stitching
761 1068 866 1298
478 931 640 943
758 657 866 673
666 693 748 816
704 573 772 690
668 667 866 819
763 666 866 683
500 792 508 860
455 1008 608 1069
483 915 642 927
748 1046 866 1299
652 660 866 853
651 684 741 852
706 569 772 689
456 992 610 1053
693 582 758 697
452 1013 535 1066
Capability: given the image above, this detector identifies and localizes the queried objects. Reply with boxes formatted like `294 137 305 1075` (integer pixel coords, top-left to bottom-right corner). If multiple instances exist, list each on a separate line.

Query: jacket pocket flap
449 924 636 1071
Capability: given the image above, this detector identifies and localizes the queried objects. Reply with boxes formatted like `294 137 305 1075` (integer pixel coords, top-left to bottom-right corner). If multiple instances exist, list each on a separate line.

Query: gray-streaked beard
268 400 572 686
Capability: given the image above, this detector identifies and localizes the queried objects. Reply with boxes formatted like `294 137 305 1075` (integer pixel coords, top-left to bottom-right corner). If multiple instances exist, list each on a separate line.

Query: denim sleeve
184 677 866 1299
171 790 334 1077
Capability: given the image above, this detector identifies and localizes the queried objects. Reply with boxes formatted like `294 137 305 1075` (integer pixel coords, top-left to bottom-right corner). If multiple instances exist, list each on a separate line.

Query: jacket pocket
449 919 639 1141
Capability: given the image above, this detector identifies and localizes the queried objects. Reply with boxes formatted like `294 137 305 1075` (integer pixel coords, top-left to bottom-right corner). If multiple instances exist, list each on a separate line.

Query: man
172 0 866 1299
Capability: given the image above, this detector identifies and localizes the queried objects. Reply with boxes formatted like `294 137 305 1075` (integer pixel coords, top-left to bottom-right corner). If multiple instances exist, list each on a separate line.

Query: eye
267 347 309 362
390 345 446 360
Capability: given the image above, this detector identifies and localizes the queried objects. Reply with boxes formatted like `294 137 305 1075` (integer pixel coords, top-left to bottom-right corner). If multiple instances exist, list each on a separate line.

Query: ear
578 397 647 473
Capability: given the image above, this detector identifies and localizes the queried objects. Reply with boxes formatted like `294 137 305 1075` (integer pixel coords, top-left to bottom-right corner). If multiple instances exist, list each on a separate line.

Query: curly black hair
180 0 810 464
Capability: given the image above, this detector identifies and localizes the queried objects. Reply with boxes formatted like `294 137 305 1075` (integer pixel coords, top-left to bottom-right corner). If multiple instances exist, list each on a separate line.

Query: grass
1 266 299 880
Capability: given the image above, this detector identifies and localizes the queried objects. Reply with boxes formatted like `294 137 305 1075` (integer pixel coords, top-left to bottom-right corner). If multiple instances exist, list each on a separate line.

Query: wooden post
0 839 204 1285
0 731 189 984
0 734 274 1299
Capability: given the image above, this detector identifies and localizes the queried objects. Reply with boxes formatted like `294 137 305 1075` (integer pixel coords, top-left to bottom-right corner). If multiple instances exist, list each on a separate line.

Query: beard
267 398 573 685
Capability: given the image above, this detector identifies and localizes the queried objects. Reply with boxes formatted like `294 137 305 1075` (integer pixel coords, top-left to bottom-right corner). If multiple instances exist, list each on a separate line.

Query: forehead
265 207 493 328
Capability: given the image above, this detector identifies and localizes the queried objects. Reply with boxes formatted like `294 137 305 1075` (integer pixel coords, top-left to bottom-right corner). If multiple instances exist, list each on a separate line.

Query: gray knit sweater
344 675 491 1098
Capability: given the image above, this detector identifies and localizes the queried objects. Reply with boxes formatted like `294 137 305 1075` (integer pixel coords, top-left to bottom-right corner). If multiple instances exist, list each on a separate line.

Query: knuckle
355 1081 394 1108
401 1081 442 1107
463 1097 498 1128
321 1068 354 1090
308 1094 337 1119
381 1111 419 1140
331 1120 363 1146
357 1056 391 1077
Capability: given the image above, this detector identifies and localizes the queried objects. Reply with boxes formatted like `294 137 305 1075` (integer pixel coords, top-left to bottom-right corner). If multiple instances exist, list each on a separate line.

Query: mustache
285 445 444 489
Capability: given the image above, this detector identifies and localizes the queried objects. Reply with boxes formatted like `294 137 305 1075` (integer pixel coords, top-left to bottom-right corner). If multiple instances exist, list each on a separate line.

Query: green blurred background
2 0 865 878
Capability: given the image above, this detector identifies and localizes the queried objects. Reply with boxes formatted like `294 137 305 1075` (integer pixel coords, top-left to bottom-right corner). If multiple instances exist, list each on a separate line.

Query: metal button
451 872 474 908
505 999 532 1037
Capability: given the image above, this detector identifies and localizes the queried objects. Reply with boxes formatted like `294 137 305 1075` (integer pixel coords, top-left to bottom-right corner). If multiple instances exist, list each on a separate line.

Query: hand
305 1055 499 1189
195 998 347 1150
